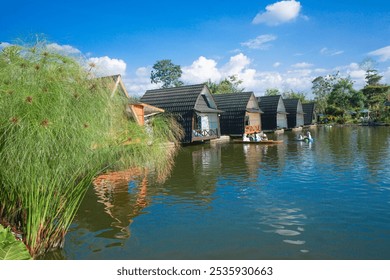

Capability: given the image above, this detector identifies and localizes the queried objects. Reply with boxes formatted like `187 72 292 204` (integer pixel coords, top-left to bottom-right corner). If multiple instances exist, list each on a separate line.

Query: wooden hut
98 74 130 98
257 95 288 131
284 98 304 128
302 103 316 125
126 103 164 126
213 92 262 136
140 84 222 143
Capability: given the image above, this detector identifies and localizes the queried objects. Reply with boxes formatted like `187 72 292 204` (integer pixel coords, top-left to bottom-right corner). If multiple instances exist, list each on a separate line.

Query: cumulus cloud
122 66 159 96
241 34 277 50
182 56 222 83
368 45 390 62
179 52 315 95
252 0 302 26
47 43 81 55
88 56 127 77
291 62 313 68
0 42 12 49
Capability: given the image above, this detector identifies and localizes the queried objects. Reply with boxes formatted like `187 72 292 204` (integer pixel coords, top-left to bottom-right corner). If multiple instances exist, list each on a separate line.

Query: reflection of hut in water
91 169 150 239
161 145 222 203
242 144 264 178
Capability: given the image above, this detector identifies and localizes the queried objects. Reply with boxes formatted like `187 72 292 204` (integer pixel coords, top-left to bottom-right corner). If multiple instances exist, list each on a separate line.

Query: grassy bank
0 42 183 258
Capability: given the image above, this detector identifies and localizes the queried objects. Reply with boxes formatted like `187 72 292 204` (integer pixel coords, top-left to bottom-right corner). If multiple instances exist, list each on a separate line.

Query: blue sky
2 0 390 97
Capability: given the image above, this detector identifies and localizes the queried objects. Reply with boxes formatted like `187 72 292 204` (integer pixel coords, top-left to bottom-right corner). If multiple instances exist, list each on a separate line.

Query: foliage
206 75 244 94
150 59 183 88
327 77 358 114
0 225 31 260
312 73 340 113
361 70 390 120
0 42 182 257
264 88 281 96
282 90 310 103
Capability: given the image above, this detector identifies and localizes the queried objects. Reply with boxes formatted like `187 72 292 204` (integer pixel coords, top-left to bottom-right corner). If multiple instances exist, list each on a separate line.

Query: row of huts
139 83 316 143
104 75 316 143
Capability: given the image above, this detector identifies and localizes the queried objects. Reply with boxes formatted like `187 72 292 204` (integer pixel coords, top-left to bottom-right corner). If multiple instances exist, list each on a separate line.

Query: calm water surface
49 126 390 259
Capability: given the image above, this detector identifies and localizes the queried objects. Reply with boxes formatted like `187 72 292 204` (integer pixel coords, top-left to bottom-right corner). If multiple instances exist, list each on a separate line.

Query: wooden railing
192 128 218 140
245 125 261 134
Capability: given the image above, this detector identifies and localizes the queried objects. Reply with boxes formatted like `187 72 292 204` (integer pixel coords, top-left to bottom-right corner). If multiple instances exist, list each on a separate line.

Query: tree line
151 59 390 123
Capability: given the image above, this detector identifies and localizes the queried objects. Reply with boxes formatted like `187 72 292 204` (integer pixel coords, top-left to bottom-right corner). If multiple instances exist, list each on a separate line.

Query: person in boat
260 132 268 141
306 131 312 140
297 134 304 140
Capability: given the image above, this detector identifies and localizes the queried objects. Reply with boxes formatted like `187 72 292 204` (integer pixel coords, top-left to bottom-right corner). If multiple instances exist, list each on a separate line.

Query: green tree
264 88 281 96
282 90 309 103
150 59 183 88
206 75 244 94
327 77 357 115
311 73 340 113
361 69 389 120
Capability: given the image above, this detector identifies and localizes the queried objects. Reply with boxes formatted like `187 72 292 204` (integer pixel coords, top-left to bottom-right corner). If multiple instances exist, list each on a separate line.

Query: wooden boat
233 139 283 144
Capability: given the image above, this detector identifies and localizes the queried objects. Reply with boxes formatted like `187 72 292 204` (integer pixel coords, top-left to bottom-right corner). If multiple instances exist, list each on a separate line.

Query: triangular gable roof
213 92 262 113
302 102 316 125
96 74 130 98
257 95 285 114
283 98 304 114
140 84 221 115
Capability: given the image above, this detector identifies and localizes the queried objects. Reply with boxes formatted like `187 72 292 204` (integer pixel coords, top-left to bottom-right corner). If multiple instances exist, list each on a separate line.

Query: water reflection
93 169 149 239
53 127 390 260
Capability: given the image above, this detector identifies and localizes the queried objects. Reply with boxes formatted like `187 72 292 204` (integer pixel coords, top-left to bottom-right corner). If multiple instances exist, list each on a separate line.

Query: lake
43 126 390 259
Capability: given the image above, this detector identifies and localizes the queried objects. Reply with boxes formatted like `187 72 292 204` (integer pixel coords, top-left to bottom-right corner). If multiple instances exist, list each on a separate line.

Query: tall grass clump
0 42 182 257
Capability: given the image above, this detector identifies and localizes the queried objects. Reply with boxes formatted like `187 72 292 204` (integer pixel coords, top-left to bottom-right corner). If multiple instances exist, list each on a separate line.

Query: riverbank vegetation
312 70 390 124
0 42 183 258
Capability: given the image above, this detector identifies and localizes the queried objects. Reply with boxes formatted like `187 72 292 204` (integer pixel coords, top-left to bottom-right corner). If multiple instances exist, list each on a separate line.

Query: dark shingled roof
302 103 316 125
213 92 261 135
283 98 303 114
213 92 261 113
257 95 283 114
140 84 221 143
284 98 304 128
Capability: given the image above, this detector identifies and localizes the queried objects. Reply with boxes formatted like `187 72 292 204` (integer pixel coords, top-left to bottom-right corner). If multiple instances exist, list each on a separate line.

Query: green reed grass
0 42 183 257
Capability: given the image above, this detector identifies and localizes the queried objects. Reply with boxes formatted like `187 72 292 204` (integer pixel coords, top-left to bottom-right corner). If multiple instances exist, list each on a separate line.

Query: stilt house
140 84 222 143
257 95 288 131
213 92 262 136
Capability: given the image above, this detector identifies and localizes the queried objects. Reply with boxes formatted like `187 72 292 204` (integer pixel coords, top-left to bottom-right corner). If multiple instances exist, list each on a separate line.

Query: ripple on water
275 229 301 236
283 240 306 245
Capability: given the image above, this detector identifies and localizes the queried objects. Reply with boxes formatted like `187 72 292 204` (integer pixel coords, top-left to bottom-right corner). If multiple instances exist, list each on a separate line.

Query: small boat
233 139 283 144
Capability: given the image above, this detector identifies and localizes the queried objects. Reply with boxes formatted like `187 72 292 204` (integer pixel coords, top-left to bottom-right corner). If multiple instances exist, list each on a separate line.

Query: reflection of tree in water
161 145 222 203
92 168 149 239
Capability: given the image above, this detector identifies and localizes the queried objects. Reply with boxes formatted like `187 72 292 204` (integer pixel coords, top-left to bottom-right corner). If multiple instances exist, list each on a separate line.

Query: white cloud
241 34 277 50
88 56 127 77
0 42 12 49
179 53 314 95
182 56 222 83
368 46 390 62
320 47 344 56
222 53 251 76
47 43 81 55
252 0 302 26
382 67 390 84
122 66 159 96
273 62 282 68
291 62 313 68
